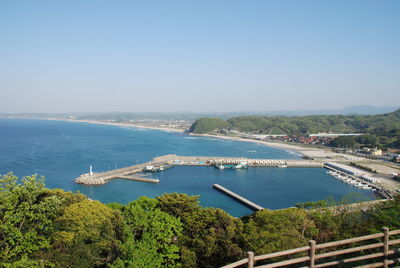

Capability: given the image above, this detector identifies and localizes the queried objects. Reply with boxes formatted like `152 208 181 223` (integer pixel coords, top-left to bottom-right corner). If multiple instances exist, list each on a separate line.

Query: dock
114 176 159 183
74 154 324 186
212 184 264 211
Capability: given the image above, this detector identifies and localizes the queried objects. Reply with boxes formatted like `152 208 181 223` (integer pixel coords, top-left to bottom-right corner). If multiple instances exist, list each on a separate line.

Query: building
325 162 364 176
361 147 383 156
309 133 364 137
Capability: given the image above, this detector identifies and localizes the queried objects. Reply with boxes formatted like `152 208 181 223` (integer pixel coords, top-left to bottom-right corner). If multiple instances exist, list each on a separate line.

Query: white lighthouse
89 165 93 176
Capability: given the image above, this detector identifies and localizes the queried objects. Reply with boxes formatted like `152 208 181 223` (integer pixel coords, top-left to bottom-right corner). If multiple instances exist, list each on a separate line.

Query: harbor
324 162 393 199
74 154 324 185
73 154 390 213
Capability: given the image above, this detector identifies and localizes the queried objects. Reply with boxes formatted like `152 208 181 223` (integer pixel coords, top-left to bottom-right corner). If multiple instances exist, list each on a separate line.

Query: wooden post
247 251 255 268
309 240 316 268
383 227 389 268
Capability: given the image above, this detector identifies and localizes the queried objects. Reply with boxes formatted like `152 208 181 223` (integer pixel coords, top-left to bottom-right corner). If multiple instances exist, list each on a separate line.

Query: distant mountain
339 105 399 115
249 106 400 117
1 106 398 121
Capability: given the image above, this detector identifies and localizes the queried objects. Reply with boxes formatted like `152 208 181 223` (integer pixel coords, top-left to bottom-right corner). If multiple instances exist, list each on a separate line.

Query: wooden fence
222 227 400 268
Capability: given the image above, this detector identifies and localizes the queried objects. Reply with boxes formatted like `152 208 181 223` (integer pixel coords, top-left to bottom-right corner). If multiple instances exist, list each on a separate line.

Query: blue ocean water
0 118 375 217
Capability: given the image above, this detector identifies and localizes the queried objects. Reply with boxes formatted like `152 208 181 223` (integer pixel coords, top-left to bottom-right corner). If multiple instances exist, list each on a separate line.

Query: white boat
216 164 225 170
142 165 160 172
235 161 248 169
360 183 372 190
278 165 287 168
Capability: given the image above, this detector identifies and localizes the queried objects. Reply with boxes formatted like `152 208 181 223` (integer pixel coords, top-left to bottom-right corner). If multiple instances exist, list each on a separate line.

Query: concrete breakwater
75 154 324 185
212 184 264 211
75 154 176 185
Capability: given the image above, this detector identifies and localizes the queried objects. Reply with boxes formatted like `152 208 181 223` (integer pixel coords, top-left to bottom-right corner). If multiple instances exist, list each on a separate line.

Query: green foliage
2 173 400 267
329 136 356 148
295 200 328 209
0 173 61 265
366 196 400 232
157 193 201 219
1 256 54 268
158 193 244 268
45 199 123 267
112 197 182 268
188 117 230 134
241 208 317 254
189 109 400 148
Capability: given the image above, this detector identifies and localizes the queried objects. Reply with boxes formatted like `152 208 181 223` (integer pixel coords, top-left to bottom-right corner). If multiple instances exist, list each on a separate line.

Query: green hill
189 109 400 148
188 117 230 134
190 109 400 135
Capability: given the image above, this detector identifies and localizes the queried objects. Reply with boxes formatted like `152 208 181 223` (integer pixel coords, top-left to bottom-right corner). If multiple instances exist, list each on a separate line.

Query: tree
158 193 244 268
112 197 182 268
241 208 317 255
0 173 61 265
329 136 356 148
47 199 124 267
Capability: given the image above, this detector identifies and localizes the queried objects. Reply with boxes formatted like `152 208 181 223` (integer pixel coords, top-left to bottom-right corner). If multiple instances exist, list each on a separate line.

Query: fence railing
222 227 400 268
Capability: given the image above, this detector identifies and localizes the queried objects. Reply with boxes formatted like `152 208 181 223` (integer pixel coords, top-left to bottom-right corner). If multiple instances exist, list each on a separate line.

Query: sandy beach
190 133 360 160
41 118 186 133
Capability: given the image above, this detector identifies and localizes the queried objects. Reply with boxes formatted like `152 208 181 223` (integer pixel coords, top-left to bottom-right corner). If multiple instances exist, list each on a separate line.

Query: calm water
0 118 375 217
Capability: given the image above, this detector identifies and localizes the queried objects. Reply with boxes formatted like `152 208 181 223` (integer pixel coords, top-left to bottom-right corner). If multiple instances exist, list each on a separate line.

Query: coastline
1 116 324 157
191 133 329 158
30 117 186 133
50 118 313 156
68 119 322 158
68 119 186 133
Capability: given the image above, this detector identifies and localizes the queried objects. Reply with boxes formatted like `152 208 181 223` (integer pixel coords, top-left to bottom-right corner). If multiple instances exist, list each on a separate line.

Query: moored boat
143 165 160 172
216 164 225 170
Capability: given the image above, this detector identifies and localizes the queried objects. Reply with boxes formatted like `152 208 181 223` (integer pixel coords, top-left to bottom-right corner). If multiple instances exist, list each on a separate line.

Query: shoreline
73 119 320 158
1 116 325 157
66 119 186 133
3 117 186 133
190 133 327 158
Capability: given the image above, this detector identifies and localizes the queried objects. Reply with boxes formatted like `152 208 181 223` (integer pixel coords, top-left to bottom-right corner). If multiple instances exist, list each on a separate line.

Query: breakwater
212 184 264 211
75 154 323 185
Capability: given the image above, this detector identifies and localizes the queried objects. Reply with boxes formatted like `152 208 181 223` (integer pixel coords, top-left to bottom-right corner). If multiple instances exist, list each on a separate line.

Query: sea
0 118 375 217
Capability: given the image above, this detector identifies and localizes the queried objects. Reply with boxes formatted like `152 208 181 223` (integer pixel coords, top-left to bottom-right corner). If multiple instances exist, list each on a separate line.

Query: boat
142 165 160 172
216 164 225 170
354 182 364 188
278 165 287 168
235 161 248 169
360 183 372 190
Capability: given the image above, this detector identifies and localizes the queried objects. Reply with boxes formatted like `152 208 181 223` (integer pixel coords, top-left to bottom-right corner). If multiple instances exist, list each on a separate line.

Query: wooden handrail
254 246 310 261
315 233 384 249
221 227 400 268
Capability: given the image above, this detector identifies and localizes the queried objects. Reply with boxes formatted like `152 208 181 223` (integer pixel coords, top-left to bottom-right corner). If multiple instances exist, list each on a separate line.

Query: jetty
74 154 325 185
212 184 264 211
114 176 159 183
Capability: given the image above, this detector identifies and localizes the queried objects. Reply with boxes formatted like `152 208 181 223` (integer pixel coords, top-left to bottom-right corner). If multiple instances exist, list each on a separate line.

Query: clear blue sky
1 0 399 113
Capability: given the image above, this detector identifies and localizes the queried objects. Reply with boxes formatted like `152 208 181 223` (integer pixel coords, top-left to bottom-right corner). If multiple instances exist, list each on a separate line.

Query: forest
1 173 399 267
189 109 400 149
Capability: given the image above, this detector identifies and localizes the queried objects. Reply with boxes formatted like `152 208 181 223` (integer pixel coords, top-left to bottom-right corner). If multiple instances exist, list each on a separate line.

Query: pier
114 176 159 183
74 154 324 185
212 184 264 211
